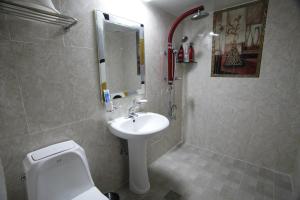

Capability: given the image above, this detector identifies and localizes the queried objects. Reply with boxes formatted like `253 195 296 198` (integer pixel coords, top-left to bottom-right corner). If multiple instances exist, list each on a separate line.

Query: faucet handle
136 99 148 104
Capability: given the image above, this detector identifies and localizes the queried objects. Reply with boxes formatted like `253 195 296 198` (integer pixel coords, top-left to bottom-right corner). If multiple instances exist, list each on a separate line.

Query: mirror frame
94 10 145 102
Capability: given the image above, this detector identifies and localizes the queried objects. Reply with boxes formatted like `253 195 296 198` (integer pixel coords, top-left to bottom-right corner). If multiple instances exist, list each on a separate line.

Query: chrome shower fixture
191 10 209 20
181 36 189 43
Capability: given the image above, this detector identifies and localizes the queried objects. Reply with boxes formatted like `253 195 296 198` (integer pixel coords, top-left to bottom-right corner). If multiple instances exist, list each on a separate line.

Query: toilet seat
72 187 108 200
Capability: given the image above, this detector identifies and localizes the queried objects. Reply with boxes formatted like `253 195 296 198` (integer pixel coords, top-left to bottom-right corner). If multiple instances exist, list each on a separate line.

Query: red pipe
167 5 204 85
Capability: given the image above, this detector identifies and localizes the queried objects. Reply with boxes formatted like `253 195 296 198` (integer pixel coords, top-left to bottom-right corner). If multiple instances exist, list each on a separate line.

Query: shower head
181 36 188 43
191 10 209 20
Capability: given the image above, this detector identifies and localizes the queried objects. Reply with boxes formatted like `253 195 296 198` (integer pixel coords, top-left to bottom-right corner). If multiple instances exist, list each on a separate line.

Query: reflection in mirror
105 23 140 96
94 11 145 102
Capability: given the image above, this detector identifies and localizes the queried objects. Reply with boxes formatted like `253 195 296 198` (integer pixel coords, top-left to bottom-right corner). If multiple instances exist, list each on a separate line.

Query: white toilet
23 140 109 200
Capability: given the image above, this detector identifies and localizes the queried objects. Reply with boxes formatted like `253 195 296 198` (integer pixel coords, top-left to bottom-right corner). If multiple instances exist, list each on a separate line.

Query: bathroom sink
108 112 169 140
107 112 169 194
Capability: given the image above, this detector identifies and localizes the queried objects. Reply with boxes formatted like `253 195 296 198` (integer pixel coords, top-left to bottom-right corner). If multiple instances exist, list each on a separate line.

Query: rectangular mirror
94 11 145 102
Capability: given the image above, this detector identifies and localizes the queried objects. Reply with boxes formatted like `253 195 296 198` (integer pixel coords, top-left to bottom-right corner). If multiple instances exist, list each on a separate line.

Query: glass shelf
177 61 197 64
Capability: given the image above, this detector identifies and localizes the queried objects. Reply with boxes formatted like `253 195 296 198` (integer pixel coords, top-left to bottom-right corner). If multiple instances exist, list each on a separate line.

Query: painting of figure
211 0 269 77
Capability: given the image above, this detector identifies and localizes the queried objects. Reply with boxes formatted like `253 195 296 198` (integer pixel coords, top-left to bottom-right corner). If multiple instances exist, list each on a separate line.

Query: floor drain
164 190 181 200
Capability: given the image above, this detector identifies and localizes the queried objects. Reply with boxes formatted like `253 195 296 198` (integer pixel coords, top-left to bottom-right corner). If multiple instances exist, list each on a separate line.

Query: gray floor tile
256 180 274 198
240 174 258 194
274 173 292 192
226 170 243 184
198 188 220 200
236 189 256 200
258 168 275 183
117 187 145 200
254 193 273 200
244 163 260 178
193 171 212 188
274 185 293 200
199 150 223 163
219 184 238 200
221 156 246 173
117 144 292 200
207 176 226 192
203 161 223 174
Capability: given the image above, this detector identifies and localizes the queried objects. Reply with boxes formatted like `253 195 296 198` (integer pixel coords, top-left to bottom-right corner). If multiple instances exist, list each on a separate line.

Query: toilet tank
23 141 95 200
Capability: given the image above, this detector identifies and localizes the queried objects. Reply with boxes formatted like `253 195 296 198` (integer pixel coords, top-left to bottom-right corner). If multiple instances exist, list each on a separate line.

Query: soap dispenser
188 42 194 62
177 45 184 63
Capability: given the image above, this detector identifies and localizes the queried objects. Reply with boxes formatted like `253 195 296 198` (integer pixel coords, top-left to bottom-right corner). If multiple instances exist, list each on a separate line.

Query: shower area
118 0 299 199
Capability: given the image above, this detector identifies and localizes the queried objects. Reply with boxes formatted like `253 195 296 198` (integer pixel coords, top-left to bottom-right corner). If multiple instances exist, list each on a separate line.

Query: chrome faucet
128 99 148 119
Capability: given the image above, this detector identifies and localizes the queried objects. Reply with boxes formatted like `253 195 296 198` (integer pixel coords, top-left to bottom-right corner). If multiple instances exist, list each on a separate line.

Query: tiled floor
117 144 293 200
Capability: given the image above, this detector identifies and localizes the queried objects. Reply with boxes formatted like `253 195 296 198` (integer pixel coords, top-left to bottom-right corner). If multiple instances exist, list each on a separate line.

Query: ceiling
148 0 250 16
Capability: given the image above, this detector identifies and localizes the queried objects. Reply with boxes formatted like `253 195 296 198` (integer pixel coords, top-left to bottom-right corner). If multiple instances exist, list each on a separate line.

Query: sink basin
108 112 169 140
107 112 169 194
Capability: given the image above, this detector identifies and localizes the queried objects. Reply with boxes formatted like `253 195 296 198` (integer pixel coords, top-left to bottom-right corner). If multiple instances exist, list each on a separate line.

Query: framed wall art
211 0 269 77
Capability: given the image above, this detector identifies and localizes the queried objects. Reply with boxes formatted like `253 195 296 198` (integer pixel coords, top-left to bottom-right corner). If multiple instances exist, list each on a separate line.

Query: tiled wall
293 149 300 199
0 0 183 199
182 0 300 175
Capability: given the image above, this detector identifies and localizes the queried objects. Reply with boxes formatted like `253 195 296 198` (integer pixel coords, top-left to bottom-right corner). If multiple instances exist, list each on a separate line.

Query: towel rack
0 0 78 30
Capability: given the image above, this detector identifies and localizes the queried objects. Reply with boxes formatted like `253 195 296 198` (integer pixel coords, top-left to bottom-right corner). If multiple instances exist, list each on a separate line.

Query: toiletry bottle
188 43 194 62
104 89 113 112
177 45 184 63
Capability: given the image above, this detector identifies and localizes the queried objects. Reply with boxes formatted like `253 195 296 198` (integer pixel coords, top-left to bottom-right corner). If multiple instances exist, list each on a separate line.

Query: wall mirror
94 11 145 102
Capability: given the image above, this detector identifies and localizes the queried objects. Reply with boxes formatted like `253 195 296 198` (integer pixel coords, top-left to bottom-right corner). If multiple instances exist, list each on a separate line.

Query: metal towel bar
0 0 78 29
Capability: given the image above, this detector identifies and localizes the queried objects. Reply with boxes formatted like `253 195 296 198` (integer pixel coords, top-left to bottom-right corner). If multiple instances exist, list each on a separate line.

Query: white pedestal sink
107 112 169 194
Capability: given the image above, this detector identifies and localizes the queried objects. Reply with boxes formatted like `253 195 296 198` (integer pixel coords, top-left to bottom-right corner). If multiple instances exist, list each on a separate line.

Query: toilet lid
72 187 108 200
